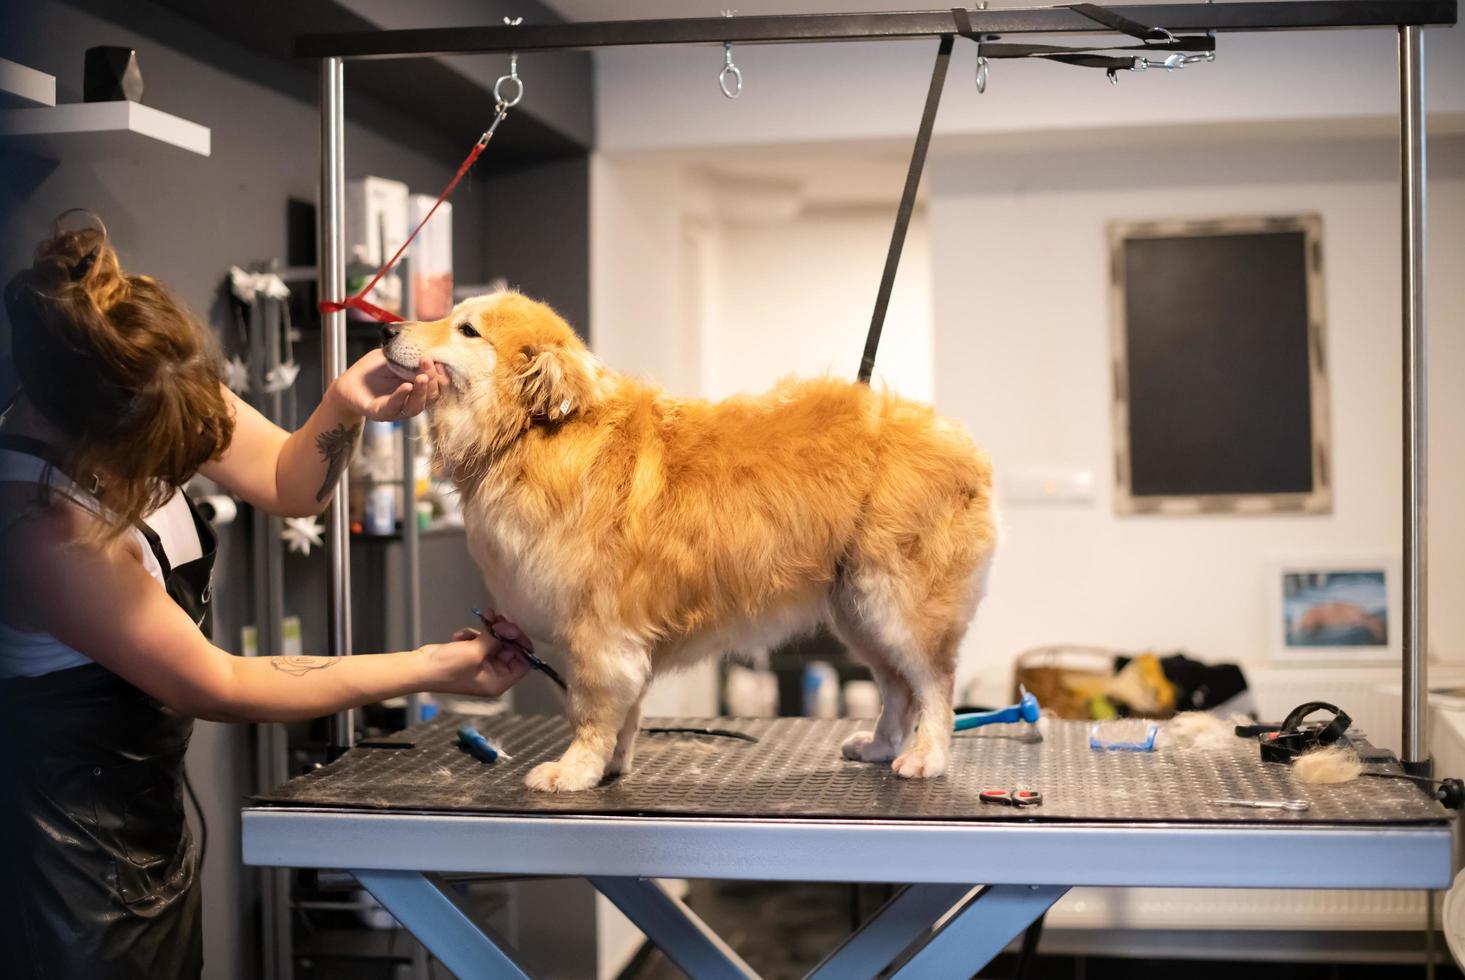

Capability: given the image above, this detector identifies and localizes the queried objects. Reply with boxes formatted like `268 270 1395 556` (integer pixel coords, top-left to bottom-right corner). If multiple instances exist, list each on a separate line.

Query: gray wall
1 1 591 977
481 154 592 335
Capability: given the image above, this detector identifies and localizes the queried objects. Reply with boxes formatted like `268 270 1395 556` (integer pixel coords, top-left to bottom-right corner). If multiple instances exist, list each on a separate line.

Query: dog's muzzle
380 325 423 380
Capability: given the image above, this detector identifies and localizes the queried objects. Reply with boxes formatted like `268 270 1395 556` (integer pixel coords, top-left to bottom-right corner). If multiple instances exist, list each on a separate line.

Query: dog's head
381 290 602 462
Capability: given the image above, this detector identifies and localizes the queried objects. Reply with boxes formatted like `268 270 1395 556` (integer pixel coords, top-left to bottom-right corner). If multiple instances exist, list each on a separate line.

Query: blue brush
457 724 508 764
953 687 1041 732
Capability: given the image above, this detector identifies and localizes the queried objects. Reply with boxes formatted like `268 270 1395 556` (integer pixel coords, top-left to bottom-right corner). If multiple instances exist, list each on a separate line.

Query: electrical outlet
1003 466 1096 505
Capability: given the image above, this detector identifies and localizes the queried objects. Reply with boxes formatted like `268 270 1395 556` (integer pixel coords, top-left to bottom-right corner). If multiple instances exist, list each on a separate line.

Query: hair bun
31 218 129 312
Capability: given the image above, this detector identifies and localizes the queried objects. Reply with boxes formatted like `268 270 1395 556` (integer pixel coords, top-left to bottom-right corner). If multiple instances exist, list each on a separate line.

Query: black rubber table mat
254 715 1450 824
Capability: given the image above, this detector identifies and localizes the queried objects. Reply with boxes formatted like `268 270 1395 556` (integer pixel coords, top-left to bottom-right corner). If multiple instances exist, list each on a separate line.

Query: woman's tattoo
314 421 362 502
271 656 339 677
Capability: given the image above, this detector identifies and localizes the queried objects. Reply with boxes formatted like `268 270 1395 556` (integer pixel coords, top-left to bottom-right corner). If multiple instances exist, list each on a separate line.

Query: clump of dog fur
1293 745 1363 784
1157 712 1249 751
383 290 997 792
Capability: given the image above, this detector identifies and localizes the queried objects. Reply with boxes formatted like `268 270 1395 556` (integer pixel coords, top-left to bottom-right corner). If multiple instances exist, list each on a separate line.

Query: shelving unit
0 99 210 157
0 57 55 108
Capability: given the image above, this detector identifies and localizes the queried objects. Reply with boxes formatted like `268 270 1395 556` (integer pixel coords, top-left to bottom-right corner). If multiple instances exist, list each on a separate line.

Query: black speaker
83 46 144 103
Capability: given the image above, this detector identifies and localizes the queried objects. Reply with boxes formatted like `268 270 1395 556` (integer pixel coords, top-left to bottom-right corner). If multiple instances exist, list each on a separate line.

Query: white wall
930 135 1465 703
591 160 933 402
708 207 932 401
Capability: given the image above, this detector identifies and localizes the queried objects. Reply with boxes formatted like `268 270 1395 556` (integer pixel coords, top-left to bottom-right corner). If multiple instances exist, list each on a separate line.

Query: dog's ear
516 343 593 423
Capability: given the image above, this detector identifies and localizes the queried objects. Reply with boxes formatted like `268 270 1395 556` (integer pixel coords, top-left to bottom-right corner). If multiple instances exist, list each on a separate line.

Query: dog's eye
458 323 480 339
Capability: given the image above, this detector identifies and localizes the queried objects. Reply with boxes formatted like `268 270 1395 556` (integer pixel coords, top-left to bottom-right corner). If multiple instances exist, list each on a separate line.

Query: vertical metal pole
320 56 355 759
1399 25 1428 770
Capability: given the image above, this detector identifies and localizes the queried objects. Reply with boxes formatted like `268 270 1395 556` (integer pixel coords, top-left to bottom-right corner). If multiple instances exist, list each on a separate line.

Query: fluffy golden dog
382 291 996 792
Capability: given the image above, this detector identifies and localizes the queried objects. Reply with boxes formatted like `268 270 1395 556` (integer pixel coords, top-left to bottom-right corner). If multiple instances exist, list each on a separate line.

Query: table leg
590 876 760 980
891 884 1069 978
806 883 977 979
352 869 533 980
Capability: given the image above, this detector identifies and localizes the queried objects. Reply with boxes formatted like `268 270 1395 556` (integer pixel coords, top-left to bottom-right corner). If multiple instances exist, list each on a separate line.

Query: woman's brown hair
3 213 234 541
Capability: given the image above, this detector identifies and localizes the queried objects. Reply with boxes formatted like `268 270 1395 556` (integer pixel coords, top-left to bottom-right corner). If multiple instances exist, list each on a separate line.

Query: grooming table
243 716 1454 979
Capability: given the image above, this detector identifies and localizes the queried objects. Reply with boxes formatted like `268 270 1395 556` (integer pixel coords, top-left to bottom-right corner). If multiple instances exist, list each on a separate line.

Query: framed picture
1267 559 1400 664
1109 214 1332 516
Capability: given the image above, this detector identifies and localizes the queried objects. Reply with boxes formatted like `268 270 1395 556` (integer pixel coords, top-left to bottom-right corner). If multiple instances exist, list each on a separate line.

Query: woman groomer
0 214 532 979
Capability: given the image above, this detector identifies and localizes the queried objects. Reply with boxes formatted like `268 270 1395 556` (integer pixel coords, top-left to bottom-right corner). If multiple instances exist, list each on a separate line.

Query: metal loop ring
975 56 989 94
494 71 524 108
719 60 743 99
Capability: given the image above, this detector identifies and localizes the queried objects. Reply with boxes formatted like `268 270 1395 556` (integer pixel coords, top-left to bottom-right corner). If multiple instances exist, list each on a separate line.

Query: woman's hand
424 624 533 699
331 348 448 422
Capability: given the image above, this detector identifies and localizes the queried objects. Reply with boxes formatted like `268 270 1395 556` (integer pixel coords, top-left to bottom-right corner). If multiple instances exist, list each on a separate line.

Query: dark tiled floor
622 881 1460 980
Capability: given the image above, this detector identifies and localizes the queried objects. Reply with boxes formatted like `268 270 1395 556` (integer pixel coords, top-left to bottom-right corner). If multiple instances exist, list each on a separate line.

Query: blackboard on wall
1109 215 1331 514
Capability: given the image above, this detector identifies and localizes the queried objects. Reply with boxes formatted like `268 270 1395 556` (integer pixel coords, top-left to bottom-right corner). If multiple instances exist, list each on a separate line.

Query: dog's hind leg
890 635 958 779
834 552 983 779
606 696 644 778
526 630 651 793
829 614 914 764
842 659 913 764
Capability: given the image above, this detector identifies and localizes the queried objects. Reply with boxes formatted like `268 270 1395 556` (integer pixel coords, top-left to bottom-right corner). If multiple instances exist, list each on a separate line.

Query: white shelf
0 100 210 158
0 58 55 109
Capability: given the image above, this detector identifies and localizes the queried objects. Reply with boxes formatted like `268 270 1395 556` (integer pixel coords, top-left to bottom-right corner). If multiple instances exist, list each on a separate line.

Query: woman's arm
5 504 529 723
201 349 446 518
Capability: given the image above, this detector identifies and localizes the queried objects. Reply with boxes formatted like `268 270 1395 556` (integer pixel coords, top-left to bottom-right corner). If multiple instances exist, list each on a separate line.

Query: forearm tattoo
314 421 362 502
270 656 339 677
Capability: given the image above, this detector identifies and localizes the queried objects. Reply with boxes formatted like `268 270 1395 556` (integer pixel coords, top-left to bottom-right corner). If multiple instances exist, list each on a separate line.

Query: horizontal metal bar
242 809 1454 889
295 2 1457 59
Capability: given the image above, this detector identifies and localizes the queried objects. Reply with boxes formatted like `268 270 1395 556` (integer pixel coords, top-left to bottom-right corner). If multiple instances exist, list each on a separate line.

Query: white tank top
0 447 204 679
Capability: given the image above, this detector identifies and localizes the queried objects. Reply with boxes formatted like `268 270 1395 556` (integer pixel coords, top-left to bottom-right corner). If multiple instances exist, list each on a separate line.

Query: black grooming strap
954 4 1212 77
858 34 953 385
1068 2 1174 41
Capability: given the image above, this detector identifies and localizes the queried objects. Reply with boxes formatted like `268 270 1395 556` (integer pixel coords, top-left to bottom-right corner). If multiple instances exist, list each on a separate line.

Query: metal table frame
243 806 1453 977
285 3 1455 975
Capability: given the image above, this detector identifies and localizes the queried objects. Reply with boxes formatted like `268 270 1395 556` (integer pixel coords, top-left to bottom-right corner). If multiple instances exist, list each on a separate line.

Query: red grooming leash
317 102 512 324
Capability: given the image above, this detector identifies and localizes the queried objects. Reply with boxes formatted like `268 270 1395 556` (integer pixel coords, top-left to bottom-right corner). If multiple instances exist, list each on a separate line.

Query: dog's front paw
841 730 897 763
892 749 947 779
525 759 603 793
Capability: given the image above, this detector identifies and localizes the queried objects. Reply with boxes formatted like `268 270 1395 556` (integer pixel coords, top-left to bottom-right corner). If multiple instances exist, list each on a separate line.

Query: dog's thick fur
383 292 997 792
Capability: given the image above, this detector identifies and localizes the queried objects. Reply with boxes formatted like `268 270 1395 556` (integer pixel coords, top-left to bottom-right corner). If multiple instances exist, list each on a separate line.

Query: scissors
979 788 1044 808
472 607 568 692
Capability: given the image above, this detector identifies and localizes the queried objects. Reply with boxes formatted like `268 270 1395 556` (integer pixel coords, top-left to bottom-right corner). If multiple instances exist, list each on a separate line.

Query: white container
802 661 840 719
346 176 408 316
843 679 881 719
408 195 453 320
365 483 396 536
725 666 779 717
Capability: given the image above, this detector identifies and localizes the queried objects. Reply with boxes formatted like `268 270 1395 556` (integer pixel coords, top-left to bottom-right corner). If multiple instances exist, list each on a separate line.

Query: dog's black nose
381 324 400 345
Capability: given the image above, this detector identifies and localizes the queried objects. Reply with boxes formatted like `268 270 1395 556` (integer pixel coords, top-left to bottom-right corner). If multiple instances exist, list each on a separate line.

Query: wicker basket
1012 645 1123 720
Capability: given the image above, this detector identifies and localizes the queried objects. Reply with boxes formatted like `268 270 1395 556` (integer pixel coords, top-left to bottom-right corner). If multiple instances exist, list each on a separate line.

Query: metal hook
494 16 525 108
971 0 990 93
719 10 742 99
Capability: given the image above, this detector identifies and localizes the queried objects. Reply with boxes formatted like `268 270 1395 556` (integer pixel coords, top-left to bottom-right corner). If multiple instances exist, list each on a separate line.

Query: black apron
0 436 218 980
